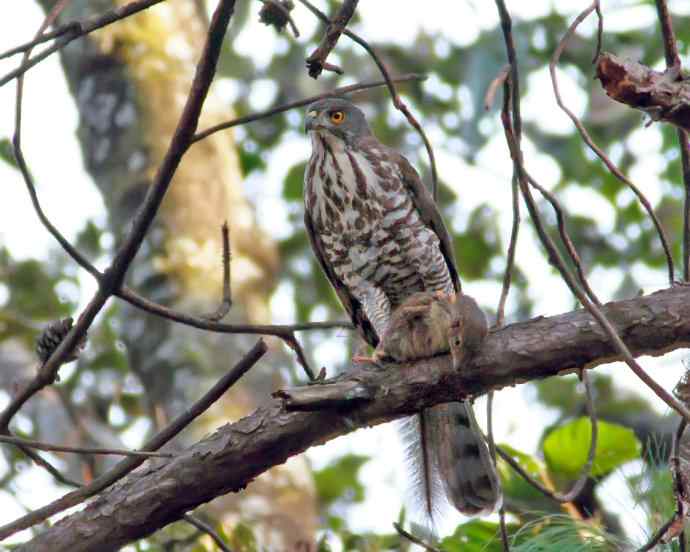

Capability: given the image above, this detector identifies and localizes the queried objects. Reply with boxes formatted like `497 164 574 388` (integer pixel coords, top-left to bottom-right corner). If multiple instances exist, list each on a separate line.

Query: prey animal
303 98 500 520
373 291 488 367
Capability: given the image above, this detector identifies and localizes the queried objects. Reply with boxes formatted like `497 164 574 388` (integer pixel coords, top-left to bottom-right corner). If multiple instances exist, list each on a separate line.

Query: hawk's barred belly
306 132 453 335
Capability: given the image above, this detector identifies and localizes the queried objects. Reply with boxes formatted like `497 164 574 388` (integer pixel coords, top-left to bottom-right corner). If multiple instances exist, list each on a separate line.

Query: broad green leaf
313 453 369 506
543 417 641 478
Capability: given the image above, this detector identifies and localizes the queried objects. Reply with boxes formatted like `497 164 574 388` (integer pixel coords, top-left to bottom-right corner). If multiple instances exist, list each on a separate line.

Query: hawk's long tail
401 400 500 527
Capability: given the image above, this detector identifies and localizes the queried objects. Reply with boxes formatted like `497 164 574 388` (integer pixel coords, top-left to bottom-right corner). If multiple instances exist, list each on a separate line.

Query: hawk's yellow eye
330 111 345 124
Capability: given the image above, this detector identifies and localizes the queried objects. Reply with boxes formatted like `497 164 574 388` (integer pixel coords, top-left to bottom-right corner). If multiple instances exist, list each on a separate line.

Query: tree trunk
36 0 317 548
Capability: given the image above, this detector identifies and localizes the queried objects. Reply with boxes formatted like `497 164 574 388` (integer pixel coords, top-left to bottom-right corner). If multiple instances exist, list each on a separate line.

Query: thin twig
496 371 597 503
0 0 166 61
667 418 688 548
283 333 316 381
654 0 690 282
495 171 520 327
4 430 81 488
393 522 442 552
183 513 233 552
487 392 511 551
0 339 267 540
484 64 510 112
494 70 520 328
550 1 675 286
117 285 351 335
12 136 100 279
0 434 173 458
204 222 233 321
297 0 439 200
495 0 522 142
305 0 358 78
14 131 351 354
3 0 87 491
192 73 426 143
636 515 679 552
496 0 690 424
498 506 511 551
0 0 167 87
526 173 601 306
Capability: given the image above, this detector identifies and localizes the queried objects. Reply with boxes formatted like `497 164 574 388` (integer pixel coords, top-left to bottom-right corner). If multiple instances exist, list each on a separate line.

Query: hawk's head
305 98 371 144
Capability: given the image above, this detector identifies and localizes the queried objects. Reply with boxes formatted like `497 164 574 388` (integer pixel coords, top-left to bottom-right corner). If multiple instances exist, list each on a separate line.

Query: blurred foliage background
1 0 690 550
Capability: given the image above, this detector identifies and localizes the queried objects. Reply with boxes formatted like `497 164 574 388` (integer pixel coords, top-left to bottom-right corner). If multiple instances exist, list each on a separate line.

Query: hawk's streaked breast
305 131 453 309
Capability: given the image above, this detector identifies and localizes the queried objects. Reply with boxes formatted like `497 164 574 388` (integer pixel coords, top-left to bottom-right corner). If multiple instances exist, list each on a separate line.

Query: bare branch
183 514 233 552
497 0 690 424
488 391 511 551
0 434 173 459
484 64 510 112
282 332 317 381
3 430 81 488
10 285 690 551
305 0 358 78
636 515 681 552
0 0 167 87
203 222 233 321
497 370 597 503
192 73 427 143
495 171 520 328
550 4 675 285
116 285 352 337
393 522 442 552
525 173 601 307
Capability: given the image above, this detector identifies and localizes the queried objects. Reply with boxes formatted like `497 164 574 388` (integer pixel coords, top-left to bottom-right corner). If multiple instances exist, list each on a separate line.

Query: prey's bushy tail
401 400 501 528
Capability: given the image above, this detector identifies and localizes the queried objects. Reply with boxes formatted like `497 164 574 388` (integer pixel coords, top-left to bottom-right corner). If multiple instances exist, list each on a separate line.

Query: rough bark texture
18 285 690 552
596 51 690 131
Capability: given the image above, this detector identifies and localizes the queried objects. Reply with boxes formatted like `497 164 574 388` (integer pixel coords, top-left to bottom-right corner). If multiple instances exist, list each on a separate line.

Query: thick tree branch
596 52 690 133
14 286 690 552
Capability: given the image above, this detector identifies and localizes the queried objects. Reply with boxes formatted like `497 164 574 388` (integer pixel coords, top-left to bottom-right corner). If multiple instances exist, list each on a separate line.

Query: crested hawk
303 98 499 520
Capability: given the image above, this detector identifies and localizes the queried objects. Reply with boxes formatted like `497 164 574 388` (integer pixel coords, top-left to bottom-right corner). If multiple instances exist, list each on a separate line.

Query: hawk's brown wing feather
393 149 461 294
304 210 380 347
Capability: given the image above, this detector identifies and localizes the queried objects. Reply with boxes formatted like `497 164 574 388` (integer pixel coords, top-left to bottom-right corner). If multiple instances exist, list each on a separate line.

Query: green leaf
543 417 641 478
497 444 546 502
0 137 17 169
230 522 258 552
75 220 103 258
283 161 307 201
238 147 266 176
441 520 506 552
313 453 369 506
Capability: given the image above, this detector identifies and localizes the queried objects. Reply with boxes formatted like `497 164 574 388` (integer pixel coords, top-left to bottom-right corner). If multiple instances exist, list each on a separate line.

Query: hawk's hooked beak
305 110 320 133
